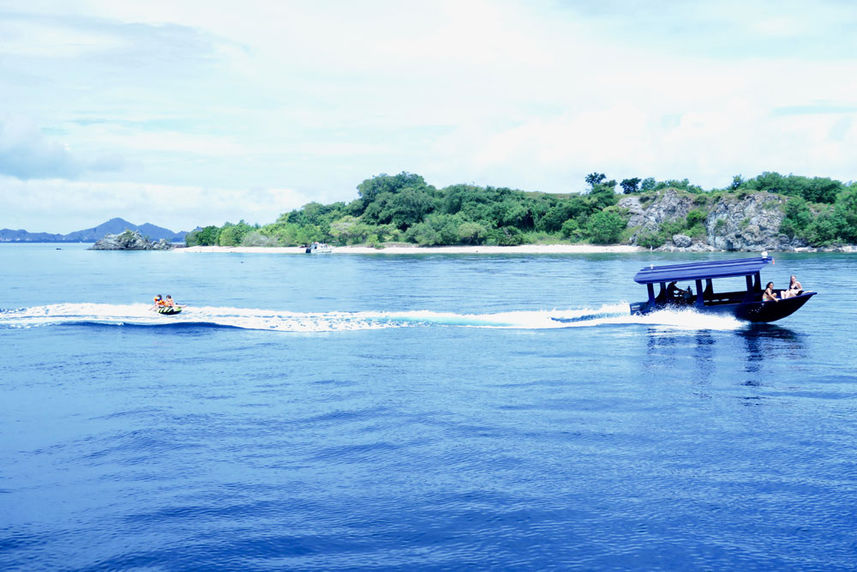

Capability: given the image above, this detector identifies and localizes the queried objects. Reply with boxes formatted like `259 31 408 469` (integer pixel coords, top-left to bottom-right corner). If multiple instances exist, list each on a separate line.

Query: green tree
805 209 843 246
218 220 255 246
779 197 813 239
834 186 857 242
355 172 432 213
492 200 533 230
585 172 606 189
457 221 488 245
386 187 436 229
730 175 744 190
188 225 221 246
745 172 841 204
406 213 462 246
585 210 627 244
620 177 641 194
589 184 618 210
560 219 584 241
537 204 573 233
636 230 665 249
488 226 524 246
640 177 656 192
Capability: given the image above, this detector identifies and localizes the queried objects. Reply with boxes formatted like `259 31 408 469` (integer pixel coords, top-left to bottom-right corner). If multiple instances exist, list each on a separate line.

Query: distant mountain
0 218 187 243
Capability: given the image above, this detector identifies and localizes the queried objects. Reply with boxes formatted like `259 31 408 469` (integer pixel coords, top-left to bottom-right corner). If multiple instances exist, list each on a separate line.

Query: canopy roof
634 256 773 284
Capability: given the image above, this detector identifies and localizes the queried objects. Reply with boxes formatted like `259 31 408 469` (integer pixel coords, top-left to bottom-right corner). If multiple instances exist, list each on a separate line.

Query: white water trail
0 302 743 332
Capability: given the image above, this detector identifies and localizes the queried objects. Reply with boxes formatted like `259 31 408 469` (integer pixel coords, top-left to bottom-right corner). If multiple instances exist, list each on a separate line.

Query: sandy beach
180 244 644 255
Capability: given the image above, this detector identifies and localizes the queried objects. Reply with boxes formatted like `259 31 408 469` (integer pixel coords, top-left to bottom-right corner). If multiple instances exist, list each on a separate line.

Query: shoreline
180 244 645 255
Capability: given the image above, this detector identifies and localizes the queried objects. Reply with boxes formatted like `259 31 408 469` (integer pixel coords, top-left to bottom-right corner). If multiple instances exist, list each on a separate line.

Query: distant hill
0 218 187 243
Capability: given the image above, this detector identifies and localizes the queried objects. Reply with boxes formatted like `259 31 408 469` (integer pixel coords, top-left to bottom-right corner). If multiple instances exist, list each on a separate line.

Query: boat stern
629 300 652 315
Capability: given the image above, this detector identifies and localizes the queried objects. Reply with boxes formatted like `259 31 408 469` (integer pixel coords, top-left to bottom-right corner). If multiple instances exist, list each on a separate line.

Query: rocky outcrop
90 230 174 250
704 192 795 251
619 189 816 252
620 189 695 244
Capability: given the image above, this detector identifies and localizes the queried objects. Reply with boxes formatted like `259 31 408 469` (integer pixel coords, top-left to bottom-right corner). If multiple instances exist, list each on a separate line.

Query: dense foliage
735 173 857 246
185 171 857 248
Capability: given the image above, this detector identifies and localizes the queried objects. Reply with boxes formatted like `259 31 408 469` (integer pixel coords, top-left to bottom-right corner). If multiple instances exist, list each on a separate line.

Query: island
182 171 857 253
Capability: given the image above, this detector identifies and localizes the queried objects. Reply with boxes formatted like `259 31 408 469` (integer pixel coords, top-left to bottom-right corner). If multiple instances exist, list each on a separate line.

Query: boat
155 306 182 315
627 256 815 323
305 242 333 254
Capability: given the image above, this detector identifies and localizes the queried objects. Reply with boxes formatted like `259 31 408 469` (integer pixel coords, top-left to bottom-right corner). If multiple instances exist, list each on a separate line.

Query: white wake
0 302 743 332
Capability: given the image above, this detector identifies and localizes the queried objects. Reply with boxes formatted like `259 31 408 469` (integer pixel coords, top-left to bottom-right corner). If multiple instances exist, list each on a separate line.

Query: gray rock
90 230 174 250
705 193 785 251
620 189 695 244
672 234 692 248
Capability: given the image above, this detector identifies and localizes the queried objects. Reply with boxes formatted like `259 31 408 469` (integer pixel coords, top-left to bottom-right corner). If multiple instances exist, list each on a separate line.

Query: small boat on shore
305 242 333 254
627 256 815 323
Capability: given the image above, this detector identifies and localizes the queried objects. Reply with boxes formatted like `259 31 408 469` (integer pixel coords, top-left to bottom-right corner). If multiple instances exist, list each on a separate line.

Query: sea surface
1 243 856 570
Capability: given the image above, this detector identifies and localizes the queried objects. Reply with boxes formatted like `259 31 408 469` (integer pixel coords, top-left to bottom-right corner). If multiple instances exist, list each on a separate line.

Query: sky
1 0 856 233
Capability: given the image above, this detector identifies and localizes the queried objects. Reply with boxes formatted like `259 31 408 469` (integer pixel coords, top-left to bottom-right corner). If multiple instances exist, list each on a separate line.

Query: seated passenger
763 282 778 302
779 275 803 299
165 295 176 307
665 281 679 299
788 275 803 296
153 294 166 307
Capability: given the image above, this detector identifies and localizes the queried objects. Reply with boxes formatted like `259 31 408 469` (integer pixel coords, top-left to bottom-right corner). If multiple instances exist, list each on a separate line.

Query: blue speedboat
628 256 815 322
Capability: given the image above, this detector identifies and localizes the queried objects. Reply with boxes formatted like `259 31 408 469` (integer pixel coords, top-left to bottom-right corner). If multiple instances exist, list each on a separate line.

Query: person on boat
153 294 166 308
665 281 679 300
763 282 778 302
164 295 176 307
787 275 803 297
778 275 803 299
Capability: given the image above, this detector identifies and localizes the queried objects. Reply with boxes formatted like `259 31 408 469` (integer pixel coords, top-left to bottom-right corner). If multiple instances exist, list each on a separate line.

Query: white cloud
1 0 856 231
0 117 82 179
0 177 313 233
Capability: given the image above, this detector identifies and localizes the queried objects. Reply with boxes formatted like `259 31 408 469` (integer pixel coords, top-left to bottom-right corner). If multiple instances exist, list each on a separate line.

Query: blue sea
2 244 856 570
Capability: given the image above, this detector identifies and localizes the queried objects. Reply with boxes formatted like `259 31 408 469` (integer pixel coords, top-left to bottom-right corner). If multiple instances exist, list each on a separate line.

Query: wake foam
0 302 743 333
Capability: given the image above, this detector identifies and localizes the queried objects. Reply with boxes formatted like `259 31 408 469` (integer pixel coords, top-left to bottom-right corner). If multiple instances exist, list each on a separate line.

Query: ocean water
1 244 856 570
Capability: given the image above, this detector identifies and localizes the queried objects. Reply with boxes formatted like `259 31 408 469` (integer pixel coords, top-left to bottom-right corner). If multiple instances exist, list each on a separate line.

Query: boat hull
630 292 815 323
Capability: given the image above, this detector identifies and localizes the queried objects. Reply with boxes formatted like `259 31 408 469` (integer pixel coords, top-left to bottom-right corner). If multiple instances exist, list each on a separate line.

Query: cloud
0 117 128 180
0 118 82 179
0 176 313 233
1 0 856 231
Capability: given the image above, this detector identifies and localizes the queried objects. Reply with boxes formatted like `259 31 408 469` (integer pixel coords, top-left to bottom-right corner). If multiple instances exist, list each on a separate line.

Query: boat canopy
633 256 773 285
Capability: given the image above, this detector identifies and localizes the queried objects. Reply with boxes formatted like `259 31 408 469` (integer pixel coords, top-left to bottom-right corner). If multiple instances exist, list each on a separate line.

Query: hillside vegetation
186 172 857 250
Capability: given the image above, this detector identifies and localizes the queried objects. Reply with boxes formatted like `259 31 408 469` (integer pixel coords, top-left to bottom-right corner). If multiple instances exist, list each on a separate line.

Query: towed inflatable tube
157 306 182 315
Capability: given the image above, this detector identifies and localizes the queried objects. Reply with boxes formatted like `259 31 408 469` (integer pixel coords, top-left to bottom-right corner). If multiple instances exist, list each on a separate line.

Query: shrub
586 210 627 244
186 225 221 246
457 221 488 245
687 223 707 239
779 197 812 239
636 231 665 249
560 219 583 241
241 231 278 247
659 220 684 237
685 209 706 228
487 226 524 246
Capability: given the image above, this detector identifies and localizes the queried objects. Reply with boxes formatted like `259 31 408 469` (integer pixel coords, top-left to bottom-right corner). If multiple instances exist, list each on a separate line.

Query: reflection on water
738 324 806 368
737 325 806 396
692 331 715 392
642 323 808 400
